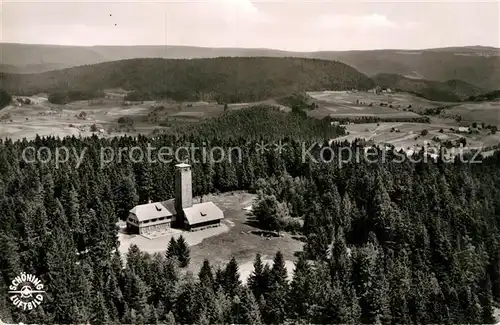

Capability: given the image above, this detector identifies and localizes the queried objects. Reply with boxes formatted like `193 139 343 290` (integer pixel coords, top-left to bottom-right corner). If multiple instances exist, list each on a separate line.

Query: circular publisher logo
8 272 45 311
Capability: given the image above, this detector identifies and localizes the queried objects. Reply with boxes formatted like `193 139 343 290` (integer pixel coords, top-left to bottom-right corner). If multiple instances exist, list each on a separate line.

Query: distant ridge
1 43 498 89
0 57 375 103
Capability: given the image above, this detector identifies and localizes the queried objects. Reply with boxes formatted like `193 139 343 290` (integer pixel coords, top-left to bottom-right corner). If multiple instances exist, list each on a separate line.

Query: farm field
0 95 153 140
307 90 452 119
307 90 500 127
335 121 500 150
118 191 304 283
306 91 500 152
0 92 274 140
444 100 500 125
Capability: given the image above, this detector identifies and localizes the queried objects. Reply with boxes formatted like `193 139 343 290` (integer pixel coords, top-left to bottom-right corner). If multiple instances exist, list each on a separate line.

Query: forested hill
372 73 485 102
172 105 345 141
0 57 375 103
1 43 499 90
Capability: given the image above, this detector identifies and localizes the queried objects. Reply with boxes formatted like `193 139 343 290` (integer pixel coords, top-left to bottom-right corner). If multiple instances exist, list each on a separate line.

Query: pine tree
150 307 159 324
271 251 289 287
90 291 110 325
213 288 232 323
261 252 290 324
126 244 144 275
165 311 176 325
104 273 122 322
44 226 79 323
62 186 84 249
289 253 311 320
343 282 362 323
155 301 165 321
72 264 92 322
387 254 411 324
341 193 353 232
198 311 210 325
239 286 262 325
248 253 267 299
230 294 242 324
166 237 177 260
224 257 241 297
480 275 495 323
195 281 218 323
129 309 138 324
214 267 226 293
353 244 392 324
176 235 190 268
198 259 214 288
0 273 13 322
113 175 139 220
175 275 197 324
134 161 153 203
150 253 166 305
128 272 150 321
263 282 288 324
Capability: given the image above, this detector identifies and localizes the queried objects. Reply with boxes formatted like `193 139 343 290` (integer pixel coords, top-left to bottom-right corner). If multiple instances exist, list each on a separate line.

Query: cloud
402 21 422 30
315 13 399 30
163 0 272 47
176 0 268 25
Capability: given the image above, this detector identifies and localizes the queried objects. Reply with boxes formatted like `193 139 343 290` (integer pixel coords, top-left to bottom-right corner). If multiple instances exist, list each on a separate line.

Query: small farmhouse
127 163 224 235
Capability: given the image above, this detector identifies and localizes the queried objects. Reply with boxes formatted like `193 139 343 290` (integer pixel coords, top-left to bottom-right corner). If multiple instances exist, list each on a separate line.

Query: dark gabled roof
129 202 173 222
183 202 224 226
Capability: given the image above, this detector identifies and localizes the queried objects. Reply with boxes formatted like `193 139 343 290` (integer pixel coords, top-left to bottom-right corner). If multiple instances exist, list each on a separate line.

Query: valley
2 87 499 156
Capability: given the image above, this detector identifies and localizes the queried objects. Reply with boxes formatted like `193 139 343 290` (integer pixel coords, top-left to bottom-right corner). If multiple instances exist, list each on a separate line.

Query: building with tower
126 163 224 235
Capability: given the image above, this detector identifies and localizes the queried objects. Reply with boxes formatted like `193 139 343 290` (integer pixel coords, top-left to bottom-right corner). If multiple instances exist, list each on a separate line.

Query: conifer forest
0 106 499 324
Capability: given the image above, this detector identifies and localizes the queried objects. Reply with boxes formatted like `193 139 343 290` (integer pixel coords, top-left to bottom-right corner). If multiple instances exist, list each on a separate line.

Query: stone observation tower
175 163 193 213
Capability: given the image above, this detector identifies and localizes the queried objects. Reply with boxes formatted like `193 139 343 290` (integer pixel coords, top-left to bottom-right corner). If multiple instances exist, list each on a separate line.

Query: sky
1 0 499 51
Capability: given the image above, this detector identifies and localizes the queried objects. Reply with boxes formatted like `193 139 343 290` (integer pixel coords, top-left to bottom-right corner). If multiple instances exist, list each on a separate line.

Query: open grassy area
118 191 304 282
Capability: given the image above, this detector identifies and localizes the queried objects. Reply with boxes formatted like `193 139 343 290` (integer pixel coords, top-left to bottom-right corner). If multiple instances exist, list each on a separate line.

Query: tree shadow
248 230 280 238
243 215 264 229
291 235 307 243
294 250 306 259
